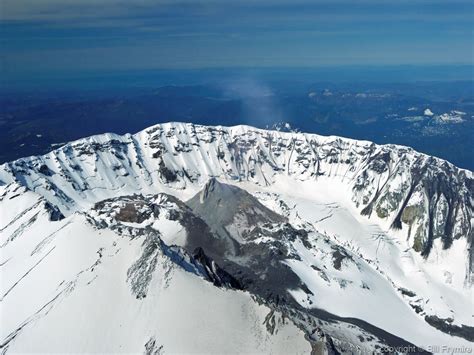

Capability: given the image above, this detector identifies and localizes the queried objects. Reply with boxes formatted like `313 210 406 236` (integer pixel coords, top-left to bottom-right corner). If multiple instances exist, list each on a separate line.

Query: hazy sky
1 0 473 76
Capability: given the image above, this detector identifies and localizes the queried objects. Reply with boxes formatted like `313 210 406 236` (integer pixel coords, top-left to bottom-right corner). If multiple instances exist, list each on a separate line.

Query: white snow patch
424 109 434 116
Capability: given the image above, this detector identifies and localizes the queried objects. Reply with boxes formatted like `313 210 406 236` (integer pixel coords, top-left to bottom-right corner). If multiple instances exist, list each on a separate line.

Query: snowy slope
239 177 473 348
0 123 470 267
1 187 311 354
1 122 473 353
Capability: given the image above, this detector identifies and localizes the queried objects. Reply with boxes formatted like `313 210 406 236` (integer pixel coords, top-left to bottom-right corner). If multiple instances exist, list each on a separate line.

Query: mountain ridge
0 122 471 269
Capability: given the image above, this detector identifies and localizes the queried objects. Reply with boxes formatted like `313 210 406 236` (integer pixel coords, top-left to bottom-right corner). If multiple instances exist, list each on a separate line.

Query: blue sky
1 0 473 76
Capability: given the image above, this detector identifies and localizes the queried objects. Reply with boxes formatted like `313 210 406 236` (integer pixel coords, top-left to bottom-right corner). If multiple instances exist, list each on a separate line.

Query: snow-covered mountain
1 122 472 353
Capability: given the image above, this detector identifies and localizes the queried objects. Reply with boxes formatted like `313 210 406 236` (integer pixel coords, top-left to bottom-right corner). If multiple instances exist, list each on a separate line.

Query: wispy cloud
1 0 472 74
2 0 473 22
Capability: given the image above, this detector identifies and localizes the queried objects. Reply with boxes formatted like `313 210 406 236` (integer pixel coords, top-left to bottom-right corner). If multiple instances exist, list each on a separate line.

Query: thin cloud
1 0 472 73
1 0 472 22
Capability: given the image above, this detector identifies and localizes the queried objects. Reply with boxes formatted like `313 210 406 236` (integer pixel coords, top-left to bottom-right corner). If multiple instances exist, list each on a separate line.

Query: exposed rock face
424 316 474 342
192 247 242 289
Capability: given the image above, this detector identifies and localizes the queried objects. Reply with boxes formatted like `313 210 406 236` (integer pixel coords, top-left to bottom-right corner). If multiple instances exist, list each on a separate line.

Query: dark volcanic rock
192 247 242 289
424 315 474 342
186 178 287 242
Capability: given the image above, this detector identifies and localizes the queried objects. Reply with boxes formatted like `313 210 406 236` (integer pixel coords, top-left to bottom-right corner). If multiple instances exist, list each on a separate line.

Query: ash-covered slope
184 179 310 304
186 177 286 246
